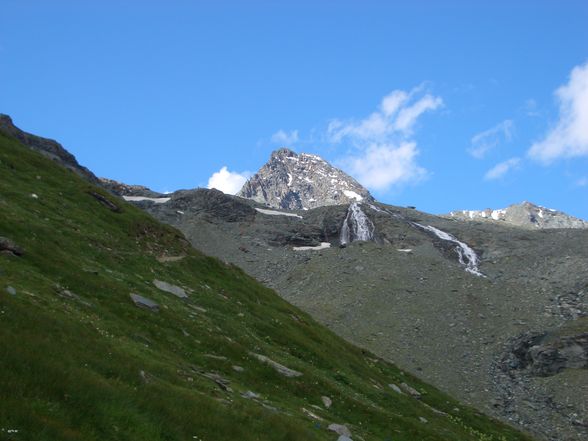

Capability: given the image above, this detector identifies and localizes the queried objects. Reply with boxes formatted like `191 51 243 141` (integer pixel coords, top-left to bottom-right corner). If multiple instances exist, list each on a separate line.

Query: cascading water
340 202 374 245
413 223 484 277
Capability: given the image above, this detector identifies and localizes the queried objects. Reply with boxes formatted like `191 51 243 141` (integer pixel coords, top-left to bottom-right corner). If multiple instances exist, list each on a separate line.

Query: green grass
0 132 534 440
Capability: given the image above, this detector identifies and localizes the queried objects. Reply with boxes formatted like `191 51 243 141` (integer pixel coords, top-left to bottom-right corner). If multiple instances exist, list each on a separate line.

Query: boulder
327 423 352 437
153 279 188 298
0 237 23 256
250 352 303 377
130 293 159 311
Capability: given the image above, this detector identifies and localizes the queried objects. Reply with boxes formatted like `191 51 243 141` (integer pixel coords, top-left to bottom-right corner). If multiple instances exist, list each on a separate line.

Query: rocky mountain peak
237 148 373 210
446 201 588 229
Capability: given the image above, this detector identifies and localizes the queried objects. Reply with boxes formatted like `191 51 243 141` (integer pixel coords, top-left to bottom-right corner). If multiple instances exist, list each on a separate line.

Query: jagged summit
237 148 373 210
446 201 588 229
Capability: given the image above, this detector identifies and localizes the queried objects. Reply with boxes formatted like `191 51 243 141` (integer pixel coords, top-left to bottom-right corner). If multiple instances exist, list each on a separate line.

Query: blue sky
1 1 587 218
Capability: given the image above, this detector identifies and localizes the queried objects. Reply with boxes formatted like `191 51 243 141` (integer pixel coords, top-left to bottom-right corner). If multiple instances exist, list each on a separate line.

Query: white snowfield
415 223 485 277
255 208 303 219
123 196 171 203
368 204 385 213
343 190 363 202
293 242 331 251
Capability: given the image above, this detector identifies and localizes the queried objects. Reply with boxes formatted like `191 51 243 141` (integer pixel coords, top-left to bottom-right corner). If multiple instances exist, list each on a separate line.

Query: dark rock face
0 236 24 256
238 148 373 210
504 332 588 377
0 114 99 184
88 191 121 213
99 178 161 198
447 201 588 229
529 334 588 376
169 188 257 223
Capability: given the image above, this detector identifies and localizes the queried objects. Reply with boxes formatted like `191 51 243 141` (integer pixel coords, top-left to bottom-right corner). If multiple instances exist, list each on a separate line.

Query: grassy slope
0 132 533 441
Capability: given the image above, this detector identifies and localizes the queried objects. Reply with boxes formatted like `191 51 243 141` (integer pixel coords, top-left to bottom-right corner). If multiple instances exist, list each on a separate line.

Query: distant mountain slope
446 201 588 229
0 114 99 184
0 127 533 439
238 148 374 210
127 192 588 441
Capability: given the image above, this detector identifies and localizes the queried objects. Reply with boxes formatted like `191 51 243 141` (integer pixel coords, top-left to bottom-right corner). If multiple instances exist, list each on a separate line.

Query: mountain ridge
0 117 537 440
446 201 588 229
3 115 587 440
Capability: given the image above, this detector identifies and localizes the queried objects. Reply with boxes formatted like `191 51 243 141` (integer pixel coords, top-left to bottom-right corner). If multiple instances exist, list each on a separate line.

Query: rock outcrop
0 114 99 184
238 148 373 210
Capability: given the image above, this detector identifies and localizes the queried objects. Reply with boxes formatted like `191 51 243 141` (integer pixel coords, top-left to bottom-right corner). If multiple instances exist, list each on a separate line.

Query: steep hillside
132 190 588 441
0 132 533 440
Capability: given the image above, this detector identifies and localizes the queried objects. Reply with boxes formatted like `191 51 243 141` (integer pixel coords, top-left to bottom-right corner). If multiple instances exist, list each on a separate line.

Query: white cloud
528 60 588 163
469 119 514 159
328 86 442 144
207 166 251 195
327 86 442 191
271 129 299 145
342 142 427 190
576 177 588 187
393 94 443 133
484 157 521 180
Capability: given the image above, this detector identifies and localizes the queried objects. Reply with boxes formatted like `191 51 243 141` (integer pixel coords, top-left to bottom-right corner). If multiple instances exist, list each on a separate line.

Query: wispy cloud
341 142 427 189
469 119 514 159
328 87 442 144
271 129 299 145
328 86 442 191
523 99 540 117
207 166 251 195
528 60 588 163
576 176 588 187
484 157 521 180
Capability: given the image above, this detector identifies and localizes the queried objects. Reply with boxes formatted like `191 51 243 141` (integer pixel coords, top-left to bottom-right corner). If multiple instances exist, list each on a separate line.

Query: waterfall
414 223 484 277
365 204 484 277
340 202 374 245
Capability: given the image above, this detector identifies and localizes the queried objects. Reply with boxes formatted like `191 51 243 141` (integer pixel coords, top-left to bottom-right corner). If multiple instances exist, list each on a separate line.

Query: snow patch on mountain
293 242 331 251
123 196 171 203
255 208 303 219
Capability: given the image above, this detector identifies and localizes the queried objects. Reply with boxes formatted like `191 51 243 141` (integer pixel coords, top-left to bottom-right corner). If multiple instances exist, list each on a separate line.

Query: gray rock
328 423 352 437
238 148 373 210
232 365 245 372
250 352 303 377
130 293 159 311
388 383 403 394
419 416 428 423
5 286 16 296
99 178 162 198
0 237 23 256
241 390 260 399
337 436 353 441
153 279 188 298
139 370 154 384
321 395 332 408
400 382 421 399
